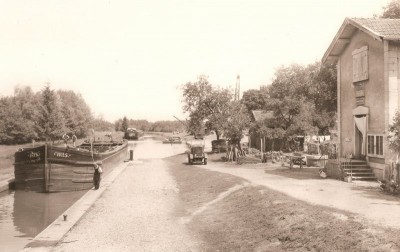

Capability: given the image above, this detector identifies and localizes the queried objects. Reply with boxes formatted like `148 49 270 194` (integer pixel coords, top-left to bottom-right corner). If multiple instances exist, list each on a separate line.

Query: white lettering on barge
54 152 71 158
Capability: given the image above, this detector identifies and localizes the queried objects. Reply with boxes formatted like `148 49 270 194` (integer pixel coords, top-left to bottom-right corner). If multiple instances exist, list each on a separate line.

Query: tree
0 86 40 144
265 62 336 140
267 65 318 140
202 87 232 139
92 115 115 131
388 111 400 153
181 75 212 135
380 0 400 18
306 62 337 135
114 120 121 131
241 88 269 114
0 95 38 144
36 84 66 142
222 101 251 147
121 116 129 132
181 75 233 139
57 90 93 137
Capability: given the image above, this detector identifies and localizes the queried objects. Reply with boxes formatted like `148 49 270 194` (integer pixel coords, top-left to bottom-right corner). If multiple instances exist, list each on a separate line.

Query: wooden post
44 143 49 192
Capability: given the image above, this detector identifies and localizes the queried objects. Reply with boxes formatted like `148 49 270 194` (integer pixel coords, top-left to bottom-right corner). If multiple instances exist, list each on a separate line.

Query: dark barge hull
14 141 128 192
124 129 144 140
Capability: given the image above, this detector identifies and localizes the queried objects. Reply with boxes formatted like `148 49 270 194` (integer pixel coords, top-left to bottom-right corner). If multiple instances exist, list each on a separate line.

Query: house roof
322 18 400 64
251 110 274 122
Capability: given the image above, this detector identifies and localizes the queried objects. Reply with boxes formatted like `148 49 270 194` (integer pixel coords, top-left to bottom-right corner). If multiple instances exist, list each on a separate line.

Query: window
367 134 384 157
352 46 368 83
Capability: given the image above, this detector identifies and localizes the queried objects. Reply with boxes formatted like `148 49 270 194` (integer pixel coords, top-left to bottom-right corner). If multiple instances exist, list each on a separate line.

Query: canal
0 135 188 251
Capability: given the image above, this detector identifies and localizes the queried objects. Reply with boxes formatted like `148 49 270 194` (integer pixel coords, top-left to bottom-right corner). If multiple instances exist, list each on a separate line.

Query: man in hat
93 163 103 190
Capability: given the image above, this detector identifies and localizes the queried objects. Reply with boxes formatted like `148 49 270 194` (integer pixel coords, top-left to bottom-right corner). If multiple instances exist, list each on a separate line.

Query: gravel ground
54 159 198 252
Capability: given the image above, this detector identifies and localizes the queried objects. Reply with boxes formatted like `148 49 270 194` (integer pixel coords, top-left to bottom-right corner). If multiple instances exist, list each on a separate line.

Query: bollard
63 214 68 221
129 150 134 161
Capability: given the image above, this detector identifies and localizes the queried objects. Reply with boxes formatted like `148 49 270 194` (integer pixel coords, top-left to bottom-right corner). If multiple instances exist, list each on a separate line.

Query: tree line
0 84 185 145
181 61 337 149
114 117 185 133
0 84 93 144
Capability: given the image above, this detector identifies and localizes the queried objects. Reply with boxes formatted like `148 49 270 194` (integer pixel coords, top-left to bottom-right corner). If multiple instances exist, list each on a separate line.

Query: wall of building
339 30 385 179
339 30 384 154
382 41 400 179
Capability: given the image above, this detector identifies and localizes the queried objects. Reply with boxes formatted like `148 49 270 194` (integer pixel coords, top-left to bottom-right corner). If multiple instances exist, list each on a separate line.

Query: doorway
354 115 367 159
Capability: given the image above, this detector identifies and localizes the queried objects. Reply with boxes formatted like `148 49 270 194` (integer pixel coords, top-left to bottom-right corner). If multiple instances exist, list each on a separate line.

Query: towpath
53 159 198 252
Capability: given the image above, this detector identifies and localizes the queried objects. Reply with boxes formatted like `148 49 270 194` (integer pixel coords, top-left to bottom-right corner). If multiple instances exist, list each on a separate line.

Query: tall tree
306 62 337 135
222 101 251 146
241 88 269 114
181 75 232 139
181 75 212 135
121 116 129 132
380 0 400 18
202 87 232 139
0 86 40 144
266 62 336 138
267 64 318 139
58 90 93 137
36 84 66 142
114 120 121 131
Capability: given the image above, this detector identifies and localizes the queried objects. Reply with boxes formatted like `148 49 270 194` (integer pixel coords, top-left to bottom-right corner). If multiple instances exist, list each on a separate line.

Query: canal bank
0 178 14 193
21 160 139 251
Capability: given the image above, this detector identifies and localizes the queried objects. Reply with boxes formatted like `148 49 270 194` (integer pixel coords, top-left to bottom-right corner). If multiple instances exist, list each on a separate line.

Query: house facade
322 18 400 180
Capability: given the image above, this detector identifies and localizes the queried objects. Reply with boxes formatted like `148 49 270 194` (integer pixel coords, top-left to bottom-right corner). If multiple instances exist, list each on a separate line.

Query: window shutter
352 46 368 83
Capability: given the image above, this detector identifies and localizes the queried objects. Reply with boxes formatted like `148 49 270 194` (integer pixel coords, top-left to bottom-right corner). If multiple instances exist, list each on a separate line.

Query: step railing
340 153 353 180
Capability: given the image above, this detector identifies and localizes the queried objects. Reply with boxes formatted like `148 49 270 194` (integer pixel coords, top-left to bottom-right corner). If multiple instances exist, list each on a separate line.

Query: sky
0 0 390 122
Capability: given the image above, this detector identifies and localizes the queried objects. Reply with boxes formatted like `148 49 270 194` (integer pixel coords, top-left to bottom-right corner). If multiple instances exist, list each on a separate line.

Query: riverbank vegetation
0 84 186 145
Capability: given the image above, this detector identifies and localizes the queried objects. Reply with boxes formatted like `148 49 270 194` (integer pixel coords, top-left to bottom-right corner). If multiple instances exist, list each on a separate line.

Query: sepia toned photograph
1 0 400 251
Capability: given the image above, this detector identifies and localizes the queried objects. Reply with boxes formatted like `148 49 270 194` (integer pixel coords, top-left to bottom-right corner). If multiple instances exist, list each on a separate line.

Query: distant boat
124 128 144 140
162 136 182 144
14 141 128 192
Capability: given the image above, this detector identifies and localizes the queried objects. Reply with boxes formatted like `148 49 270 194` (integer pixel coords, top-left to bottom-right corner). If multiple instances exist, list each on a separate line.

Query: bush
380 179 400 195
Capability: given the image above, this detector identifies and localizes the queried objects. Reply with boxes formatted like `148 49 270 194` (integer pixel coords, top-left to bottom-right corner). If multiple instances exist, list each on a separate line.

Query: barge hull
14 142 128 192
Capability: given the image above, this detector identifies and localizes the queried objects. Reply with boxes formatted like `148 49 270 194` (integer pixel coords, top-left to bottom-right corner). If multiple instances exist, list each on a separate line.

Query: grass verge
167 154 400 251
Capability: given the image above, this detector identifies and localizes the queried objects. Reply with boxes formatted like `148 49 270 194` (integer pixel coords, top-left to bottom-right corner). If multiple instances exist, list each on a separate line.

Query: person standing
93 163 103 190
72 133 77 147
62 133 70 147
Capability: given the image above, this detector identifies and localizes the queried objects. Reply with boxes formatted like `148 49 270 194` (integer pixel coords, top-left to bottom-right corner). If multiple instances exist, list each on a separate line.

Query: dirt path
54 159 198 252
200 162 400 229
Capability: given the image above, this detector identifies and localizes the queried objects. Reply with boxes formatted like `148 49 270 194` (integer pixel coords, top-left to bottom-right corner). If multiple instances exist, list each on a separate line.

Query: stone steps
342 160 377 181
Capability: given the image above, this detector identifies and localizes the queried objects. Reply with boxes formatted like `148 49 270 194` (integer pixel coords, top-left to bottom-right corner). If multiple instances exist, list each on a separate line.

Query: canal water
0 189 87 251
0 135 188 252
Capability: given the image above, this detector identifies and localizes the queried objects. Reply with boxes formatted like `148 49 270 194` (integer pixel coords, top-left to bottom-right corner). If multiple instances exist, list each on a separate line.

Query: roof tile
351 18 400 40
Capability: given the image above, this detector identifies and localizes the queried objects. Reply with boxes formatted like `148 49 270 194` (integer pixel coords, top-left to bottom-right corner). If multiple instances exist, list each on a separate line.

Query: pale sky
0 0 389 122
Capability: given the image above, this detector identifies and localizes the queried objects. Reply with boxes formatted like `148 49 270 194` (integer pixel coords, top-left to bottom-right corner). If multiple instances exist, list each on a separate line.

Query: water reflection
129 135 187 159
0 190 86 251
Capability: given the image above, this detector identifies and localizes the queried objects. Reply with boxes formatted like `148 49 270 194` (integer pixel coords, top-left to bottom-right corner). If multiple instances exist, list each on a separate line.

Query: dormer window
352 46 368 83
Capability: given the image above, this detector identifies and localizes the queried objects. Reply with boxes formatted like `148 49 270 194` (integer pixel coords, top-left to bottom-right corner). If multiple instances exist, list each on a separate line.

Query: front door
354 126 363 159
354 115 367 159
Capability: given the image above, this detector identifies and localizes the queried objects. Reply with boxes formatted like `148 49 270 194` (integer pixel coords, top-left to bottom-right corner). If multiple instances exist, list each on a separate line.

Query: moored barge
14 141 128 192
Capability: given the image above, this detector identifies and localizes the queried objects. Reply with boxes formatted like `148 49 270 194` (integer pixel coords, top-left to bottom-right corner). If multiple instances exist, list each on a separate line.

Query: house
322 18 400 180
